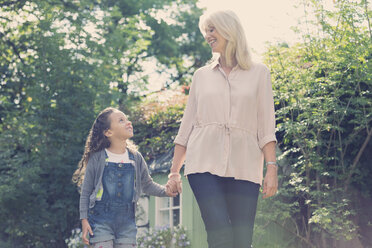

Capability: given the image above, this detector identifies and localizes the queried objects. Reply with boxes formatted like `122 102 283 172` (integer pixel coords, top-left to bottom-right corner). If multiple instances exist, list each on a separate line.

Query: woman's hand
168 144 186 195
262 165 278 199
81 218 93 245
166 173 182 195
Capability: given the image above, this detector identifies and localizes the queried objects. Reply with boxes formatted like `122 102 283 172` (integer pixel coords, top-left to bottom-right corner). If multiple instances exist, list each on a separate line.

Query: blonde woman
166 10 278 248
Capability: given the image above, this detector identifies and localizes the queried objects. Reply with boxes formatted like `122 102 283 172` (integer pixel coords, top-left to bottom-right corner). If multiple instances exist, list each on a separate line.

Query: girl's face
205 24 227 54
105 110 133 140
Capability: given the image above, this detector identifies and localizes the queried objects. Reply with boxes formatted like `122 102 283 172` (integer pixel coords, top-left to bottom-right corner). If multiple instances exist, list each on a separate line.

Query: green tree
255 1 372 247
130 90 187 162
0 0 209 247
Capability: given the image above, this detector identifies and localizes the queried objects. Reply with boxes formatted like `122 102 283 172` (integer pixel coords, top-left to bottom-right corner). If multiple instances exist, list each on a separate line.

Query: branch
363 0 372 41
0 32 25 64
58 0 78 10
272 220 317 248
344 127 372 191
0 16 11 22
0 0 19 8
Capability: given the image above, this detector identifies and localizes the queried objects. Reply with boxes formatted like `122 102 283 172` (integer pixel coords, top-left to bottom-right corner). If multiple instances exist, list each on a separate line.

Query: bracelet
168 172 181 179
266 161 278 167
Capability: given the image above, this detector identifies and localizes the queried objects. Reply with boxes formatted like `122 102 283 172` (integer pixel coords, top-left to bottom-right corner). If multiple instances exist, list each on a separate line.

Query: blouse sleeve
174 73 198 147
257 66 277 149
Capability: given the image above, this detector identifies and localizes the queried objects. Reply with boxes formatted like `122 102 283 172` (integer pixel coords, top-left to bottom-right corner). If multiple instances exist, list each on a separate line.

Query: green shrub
137 225 191 248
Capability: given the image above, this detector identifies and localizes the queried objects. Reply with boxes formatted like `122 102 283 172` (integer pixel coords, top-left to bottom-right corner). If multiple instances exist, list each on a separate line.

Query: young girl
73 107 176 248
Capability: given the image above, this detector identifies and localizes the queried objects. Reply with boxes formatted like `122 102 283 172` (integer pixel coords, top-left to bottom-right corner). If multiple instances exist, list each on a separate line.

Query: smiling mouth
208 39 216 46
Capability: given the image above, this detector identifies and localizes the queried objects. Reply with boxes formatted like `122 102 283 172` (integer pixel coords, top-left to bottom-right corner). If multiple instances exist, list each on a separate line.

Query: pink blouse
174 60 277 185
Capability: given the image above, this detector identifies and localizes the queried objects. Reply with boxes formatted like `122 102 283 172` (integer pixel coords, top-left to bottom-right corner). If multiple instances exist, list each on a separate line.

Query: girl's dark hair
72 107 115 187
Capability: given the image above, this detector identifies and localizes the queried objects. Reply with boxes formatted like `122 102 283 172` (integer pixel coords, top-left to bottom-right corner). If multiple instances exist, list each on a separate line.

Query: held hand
166 184 179 197
262 165 278 199
81 218 93 245
166 173 182 194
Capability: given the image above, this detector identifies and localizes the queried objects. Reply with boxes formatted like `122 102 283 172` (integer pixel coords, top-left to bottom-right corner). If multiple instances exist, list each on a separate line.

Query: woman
167 10 278 248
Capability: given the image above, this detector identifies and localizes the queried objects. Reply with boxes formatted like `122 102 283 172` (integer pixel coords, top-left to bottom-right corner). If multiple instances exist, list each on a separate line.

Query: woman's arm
262 141 278 199
168 73 199 194
263 141 276 163
256 65 278 199
170 144 186 174
166 144 186 193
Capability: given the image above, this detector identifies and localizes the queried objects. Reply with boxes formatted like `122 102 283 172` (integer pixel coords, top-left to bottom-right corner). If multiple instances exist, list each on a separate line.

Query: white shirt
174 61 277 185
105 148 131 163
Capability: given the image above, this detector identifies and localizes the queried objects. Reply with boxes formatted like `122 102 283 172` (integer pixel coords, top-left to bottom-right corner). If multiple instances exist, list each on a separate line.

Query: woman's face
205 24 227 54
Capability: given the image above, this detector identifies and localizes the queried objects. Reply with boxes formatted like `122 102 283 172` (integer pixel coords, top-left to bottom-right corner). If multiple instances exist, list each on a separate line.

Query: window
155 194 182 227
136 196 149 235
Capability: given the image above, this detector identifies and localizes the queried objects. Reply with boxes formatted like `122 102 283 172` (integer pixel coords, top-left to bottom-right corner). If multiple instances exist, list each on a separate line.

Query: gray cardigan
79 149 167 219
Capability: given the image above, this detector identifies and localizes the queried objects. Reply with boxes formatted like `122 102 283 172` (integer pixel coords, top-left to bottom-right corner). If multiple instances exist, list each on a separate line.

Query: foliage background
256 1 372 247
0 0 209 247
0 0 371 248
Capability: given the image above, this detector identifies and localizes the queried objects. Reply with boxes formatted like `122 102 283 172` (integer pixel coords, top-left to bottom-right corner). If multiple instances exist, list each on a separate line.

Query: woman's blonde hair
199 10 252 70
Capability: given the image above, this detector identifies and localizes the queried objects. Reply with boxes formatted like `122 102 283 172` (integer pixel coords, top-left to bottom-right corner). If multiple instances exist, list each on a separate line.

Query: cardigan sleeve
174 72 198 147
257 66 277 149
79 155 96 220
138 152 167 197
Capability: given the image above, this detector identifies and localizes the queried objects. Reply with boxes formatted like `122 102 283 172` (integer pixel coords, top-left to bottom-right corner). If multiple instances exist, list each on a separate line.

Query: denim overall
88 151 137 245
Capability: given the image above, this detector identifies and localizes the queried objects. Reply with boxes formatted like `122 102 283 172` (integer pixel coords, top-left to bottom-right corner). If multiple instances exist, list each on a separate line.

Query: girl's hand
262 165 278 199
81 218 93 245
166 184 179 197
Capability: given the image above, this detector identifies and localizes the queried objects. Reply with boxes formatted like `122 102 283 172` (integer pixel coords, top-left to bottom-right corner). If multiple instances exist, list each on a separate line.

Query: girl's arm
79 156 96 245
138 153 171 197
79 156 96 220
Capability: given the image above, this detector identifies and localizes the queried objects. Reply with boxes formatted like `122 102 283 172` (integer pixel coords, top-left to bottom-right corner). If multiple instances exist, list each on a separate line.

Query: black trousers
188 172 260 248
